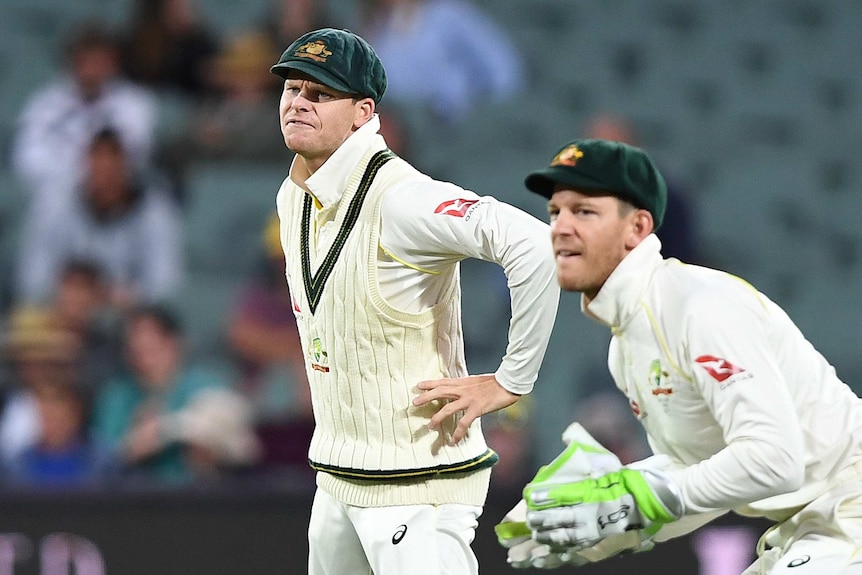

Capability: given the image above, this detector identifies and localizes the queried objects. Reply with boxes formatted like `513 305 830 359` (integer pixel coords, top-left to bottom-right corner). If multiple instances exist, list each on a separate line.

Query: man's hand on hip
413 374 518 444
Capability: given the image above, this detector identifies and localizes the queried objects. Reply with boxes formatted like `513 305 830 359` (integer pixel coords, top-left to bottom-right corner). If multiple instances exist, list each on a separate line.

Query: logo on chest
648 359 673 397
308 337 330 373
629 359 674 418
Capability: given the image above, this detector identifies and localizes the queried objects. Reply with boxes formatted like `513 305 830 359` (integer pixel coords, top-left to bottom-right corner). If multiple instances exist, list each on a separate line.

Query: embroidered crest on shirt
294 40 332 62
309 337 330 373
648 359 673 397
434 198 479 218
695 355 745 382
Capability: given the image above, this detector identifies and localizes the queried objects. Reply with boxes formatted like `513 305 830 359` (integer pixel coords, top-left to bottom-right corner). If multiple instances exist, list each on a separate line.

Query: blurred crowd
0 0 545 492
1 0 704 493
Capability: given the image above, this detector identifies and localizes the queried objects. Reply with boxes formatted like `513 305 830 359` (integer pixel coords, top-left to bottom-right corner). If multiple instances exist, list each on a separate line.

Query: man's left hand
413 374 518 444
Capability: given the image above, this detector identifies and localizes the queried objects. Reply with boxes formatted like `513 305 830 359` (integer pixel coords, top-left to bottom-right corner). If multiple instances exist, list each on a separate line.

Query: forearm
494 213 559 394
666 438 804 514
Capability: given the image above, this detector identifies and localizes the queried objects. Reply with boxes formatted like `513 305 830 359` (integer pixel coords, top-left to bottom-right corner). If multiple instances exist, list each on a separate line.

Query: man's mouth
286 118 312 128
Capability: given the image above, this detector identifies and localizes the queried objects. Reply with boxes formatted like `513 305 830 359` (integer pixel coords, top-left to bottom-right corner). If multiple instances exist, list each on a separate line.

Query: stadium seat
183 160 287 277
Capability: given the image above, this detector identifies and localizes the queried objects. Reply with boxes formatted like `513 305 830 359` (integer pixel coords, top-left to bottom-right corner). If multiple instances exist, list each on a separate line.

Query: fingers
412 378 461 407
507 540 570 570
427 400 478 444
527 507 585 531
450 409 477 443
415 377 458 393
412 374 509 443
412 388 453 408
533 527 596 550
528 507 601 550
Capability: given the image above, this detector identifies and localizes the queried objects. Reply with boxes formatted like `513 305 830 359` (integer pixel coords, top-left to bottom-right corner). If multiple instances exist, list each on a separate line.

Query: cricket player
498 138 862 573
270 28 559 575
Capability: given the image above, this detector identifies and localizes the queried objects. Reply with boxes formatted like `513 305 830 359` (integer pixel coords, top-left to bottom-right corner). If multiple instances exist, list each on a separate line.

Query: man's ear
625 209 654 250
354 98 376 127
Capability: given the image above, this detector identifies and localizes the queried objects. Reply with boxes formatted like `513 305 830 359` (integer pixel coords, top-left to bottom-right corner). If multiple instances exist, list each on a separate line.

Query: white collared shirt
284 116 559 395
585 235 862 515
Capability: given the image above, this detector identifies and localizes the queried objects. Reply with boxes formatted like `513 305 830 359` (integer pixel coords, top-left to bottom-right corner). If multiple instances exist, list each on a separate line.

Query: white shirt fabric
583 234 862 517
293 115 559 395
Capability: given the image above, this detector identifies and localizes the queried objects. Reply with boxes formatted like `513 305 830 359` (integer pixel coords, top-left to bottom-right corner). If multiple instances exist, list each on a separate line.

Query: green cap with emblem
270 28 387 104
525 138 668 230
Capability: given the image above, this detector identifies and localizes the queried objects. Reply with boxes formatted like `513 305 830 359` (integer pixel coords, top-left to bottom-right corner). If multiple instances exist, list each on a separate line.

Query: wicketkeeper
497 139 862 574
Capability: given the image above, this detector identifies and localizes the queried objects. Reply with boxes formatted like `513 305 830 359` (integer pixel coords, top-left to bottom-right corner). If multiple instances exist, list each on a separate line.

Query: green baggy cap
525 138 668 229
270 28 387 104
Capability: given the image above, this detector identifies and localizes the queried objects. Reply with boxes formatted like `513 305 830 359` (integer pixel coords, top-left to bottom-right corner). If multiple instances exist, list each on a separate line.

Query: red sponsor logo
434 198 479 217
695 355 745 382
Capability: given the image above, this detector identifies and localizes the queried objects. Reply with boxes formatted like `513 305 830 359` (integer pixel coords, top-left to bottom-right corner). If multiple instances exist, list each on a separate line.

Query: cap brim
270 60 354 95
524 166 618 199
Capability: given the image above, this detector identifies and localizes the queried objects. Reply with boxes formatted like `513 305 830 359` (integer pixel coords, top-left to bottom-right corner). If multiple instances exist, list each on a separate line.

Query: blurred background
0 0 859 573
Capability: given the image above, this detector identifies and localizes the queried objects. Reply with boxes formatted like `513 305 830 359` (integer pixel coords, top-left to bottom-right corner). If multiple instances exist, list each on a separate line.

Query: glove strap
495 521 531 541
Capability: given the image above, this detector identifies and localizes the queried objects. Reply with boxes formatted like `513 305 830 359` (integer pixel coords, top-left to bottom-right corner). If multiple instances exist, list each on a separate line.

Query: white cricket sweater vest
278 149 495 507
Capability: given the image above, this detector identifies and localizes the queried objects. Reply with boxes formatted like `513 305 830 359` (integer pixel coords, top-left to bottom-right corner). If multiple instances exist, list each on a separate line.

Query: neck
291 156 314 190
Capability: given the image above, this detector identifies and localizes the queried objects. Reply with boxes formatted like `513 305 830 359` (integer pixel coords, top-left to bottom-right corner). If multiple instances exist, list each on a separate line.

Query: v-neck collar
300 149 396 314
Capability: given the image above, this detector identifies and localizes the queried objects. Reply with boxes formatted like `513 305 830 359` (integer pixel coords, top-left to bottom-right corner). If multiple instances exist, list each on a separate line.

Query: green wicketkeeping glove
524 465 684 550
495 499 591 569
495 422 630 567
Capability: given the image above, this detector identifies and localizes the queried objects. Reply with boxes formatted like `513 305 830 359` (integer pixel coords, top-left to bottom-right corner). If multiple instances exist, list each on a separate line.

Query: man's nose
289 93 310 110
550 213 574 235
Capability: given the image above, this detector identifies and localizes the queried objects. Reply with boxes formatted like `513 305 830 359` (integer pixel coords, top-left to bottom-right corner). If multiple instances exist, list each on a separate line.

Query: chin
556 275 580 293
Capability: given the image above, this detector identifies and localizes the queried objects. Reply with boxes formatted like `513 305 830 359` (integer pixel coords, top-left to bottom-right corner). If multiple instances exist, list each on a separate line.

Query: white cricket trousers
742 463 862 575
307 488 483 575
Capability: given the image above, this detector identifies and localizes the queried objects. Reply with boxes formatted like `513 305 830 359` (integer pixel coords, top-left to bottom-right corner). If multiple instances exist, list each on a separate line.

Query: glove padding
496 423 657 569
496 498 655 569
524 466 684 550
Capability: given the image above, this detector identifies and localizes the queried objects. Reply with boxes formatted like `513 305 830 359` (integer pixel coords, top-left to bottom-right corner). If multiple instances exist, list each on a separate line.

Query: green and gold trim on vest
308 448 499 481
300 149 396 314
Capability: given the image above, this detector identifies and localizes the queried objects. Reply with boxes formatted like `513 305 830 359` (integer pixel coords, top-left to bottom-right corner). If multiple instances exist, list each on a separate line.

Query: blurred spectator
226 213 306 415
158 31 287 191
225 213 312 472
584 112 701 263
89 305 238 483
51 260 125 391
14 128 184 308
357 0 524 123
10 21 157 213
161 388 261 481
0 307 82 468
121 0 221 98
259 0 343 51
2 376 118 489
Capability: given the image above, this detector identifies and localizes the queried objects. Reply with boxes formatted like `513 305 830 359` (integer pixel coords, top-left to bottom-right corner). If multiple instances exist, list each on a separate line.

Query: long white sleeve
379 179 559 394
665 293 807 512
586 237 862 520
